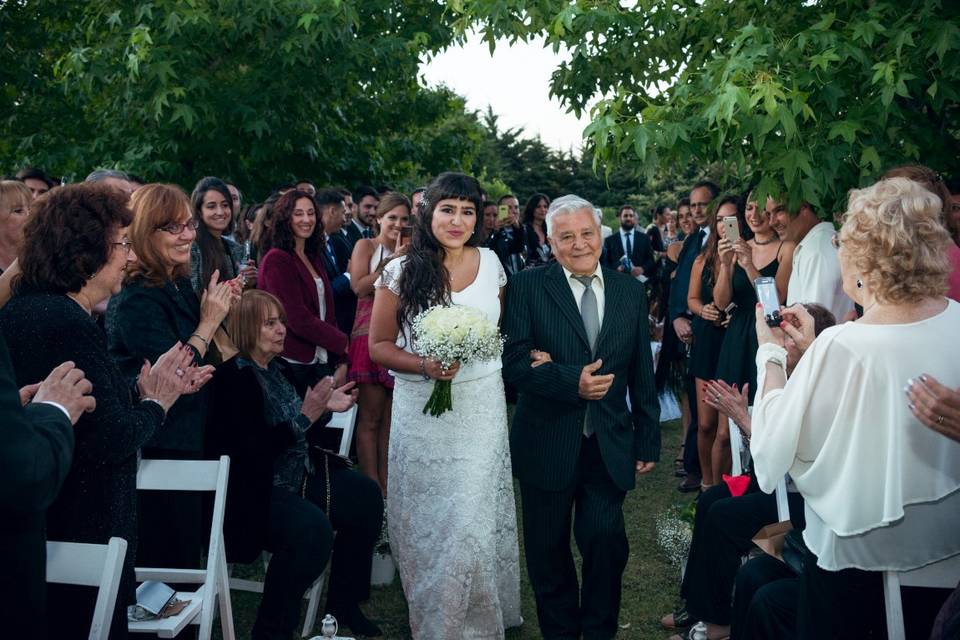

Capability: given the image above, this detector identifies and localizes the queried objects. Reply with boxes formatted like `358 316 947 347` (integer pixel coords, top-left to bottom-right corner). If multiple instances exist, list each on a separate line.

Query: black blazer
343 220 366 249
322 233 357 334
602 228 657 278
106 276 209 452
0 331 73 635
205 358 302 563
502 263 661 492
0 292 166 622
667 229 705 321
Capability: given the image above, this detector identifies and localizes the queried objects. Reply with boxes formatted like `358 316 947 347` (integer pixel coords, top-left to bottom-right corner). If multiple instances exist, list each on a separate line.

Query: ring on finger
938 415 945 425
175 367 185 377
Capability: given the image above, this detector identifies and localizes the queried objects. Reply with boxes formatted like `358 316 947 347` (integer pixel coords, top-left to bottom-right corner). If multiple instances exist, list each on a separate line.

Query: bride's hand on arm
530 350 552 368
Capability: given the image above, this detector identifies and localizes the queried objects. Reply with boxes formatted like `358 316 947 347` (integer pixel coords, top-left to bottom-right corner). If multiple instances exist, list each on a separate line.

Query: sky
419 32 595 155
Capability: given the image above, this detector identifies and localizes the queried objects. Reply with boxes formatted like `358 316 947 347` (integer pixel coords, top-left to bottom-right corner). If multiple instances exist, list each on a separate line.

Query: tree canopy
1 0 485 194
454 0 960 214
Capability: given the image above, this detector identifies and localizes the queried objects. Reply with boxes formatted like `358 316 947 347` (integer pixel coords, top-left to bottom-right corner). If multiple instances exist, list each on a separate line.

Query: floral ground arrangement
222 420 689 639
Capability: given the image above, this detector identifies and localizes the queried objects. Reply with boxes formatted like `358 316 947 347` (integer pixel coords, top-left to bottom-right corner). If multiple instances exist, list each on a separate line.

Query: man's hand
672 317 693 344
19 382 41 406
635 461 656 475
578 359 614 401
630 266 644 278
33 361 96 425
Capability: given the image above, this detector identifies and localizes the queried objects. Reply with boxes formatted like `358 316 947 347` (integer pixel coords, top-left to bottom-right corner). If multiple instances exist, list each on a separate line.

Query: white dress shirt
562 263 605 327
619 228 635 258
751 300 960 571
786 221 853 321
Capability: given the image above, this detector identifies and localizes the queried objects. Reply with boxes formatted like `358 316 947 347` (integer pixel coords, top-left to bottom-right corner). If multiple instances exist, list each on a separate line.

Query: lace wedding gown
378 248 522 639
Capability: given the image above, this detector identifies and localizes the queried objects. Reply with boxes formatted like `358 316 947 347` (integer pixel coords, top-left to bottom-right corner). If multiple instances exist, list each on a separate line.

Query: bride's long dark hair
396 172 483 327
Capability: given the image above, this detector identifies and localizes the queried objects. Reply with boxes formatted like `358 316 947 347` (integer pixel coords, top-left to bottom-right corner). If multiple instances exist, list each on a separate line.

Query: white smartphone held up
754 276 782 327
722 216 741 243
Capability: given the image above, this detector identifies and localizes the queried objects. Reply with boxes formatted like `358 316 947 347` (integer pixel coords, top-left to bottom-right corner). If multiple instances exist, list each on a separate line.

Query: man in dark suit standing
343 185 379 249
601 205 657 280
0 338 95 636
317 189 358 334
668 181 718 492
503 195 660 639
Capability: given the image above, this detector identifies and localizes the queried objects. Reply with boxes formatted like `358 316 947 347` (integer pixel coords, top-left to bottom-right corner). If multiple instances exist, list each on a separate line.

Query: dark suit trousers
520 436 628 640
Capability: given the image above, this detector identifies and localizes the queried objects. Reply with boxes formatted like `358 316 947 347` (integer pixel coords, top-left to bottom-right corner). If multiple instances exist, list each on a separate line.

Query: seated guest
0 344 93 638
258 190 349 397
107 183 237 598
602 204 657 278
751 177 960 638
1 183 210 639
662 303 835 640
207 290 383 638
190 176 255 292
348 192 409 494
0 180 32 273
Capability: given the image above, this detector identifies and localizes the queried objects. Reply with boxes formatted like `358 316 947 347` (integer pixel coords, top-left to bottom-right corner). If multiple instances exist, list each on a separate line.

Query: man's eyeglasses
112 240 134 255
157 219 200 234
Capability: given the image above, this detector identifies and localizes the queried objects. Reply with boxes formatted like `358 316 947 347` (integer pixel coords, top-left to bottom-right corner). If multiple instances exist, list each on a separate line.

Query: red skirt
347 297 395 389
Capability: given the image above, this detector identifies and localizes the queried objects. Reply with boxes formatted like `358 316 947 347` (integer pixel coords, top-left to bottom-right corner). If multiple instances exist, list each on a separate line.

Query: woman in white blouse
750 177 960 639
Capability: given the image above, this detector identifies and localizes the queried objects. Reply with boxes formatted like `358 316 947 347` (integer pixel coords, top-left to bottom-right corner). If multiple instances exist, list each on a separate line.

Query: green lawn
225 420 690 639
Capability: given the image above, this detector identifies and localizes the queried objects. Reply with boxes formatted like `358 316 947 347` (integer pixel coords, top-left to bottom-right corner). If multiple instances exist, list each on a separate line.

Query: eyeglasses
112 240 134 255
156 219 200 234
831 233 842 249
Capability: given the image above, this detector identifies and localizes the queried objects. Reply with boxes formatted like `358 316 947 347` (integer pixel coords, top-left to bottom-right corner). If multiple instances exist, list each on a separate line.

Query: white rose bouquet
411 304 504 417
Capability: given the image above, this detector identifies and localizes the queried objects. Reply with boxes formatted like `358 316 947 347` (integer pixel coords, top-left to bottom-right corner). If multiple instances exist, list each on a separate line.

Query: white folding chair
46 537 128 640
729 417 744 476
883 554 960 640
230 408 356 637
130 456 235 640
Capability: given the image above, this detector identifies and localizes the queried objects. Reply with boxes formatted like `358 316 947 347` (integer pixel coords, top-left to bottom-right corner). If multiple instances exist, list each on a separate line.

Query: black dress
714 251 781 403
688 260 727 380
0 292 166 639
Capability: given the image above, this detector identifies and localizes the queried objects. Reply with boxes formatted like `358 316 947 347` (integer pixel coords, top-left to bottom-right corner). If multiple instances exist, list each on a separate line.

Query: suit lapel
596 269 625 353
543 263 590 349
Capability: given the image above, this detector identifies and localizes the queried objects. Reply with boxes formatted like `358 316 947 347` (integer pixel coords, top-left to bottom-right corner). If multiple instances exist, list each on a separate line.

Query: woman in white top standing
348 192 410 494
750 176 960 638
369 172 521 639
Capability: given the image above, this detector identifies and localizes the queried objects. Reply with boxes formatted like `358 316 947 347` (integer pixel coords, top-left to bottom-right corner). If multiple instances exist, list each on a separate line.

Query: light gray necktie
573 274 600 354
573 274 599 437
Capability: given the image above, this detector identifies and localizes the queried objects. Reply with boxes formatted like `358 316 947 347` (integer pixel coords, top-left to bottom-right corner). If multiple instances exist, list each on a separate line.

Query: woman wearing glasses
0 183 212 639
107 183 238 595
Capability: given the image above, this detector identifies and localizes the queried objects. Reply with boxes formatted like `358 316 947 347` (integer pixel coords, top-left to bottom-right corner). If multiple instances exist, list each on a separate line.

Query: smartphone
498 204 511 221
722 216 741 243
398 224 413 248
754 277 782 327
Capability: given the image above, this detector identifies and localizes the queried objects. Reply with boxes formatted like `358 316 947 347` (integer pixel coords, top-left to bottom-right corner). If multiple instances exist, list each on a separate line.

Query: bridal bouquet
412 304 504 417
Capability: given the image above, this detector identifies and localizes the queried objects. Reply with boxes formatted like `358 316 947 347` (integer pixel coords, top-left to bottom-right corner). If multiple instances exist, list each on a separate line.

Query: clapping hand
704 380 751 436
301 376 335 423
138 343 214 412
327 381 358 413
32 361 97 424
199 270 238 326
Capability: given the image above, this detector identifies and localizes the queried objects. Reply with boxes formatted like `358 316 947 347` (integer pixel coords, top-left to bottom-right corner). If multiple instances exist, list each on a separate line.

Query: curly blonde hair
840 177 951 304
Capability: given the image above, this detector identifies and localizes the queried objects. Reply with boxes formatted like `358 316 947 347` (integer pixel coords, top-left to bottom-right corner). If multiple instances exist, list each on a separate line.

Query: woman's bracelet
190 333 209 348
419 357 430 381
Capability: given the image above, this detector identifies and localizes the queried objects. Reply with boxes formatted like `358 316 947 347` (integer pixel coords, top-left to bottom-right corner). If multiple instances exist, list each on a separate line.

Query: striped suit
503 261 660 639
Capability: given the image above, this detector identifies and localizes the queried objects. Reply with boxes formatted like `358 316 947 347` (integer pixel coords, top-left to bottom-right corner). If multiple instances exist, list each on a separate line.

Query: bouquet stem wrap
412 305 504 417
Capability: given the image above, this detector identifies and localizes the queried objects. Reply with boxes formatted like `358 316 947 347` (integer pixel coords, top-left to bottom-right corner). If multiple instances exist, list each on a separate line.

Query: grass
223 419 690 639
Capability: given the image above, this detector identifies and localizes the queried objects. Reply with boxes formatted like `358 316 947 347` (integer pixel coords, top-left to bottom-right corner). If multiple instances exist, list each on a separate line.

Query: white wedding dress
377 248 522 639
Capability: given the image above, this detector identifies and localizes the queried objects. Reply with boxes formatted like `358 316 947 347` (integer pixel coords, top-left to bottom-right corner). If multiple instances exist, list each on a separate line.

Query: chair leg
301 566 329 638
215 545 236 640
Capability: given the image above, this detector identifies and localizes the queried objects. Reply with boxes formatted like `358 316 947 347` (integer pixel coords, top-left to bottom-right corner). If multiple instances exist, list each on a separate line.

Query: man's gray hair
546 194 601 236
85 169 129 183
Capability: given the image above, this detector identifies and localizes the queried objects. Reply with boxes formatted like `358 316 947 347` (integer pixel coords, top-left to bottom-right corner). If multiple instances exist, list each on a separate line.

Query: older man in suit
503 195 660 639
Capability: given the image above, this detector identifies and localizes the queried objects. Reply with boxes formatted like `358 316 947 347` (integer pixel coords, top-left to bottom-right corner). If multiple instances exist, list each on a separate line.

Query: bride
369 172 521 638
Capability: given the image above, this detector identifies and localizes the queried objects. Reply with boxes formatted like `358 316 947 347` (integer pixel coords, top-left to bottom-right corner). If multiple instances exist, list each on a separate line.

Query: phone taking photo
722 216 741 243
754 277 782 327
498 204 511 221
399 224 413 248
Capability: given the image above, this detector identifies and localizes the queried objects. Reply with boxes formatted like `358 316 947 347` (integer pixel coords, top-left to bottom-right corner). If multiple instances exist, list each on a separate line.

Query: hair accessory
419 195 430 214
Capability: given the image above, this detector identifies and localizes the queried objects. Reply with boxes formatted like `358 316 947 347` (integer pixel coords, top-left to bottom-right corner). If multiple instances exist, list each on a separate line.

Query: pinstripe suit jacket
503 262 661 492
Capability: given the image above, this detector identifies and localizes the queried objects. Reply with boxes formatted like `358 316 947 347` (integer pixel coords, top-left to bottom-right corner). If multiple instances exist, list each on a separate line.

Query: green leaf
860 145 882 173
810 48 841 71
170 103 196 130
297 13 320 32
811 12 836 31
827 120 861 144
